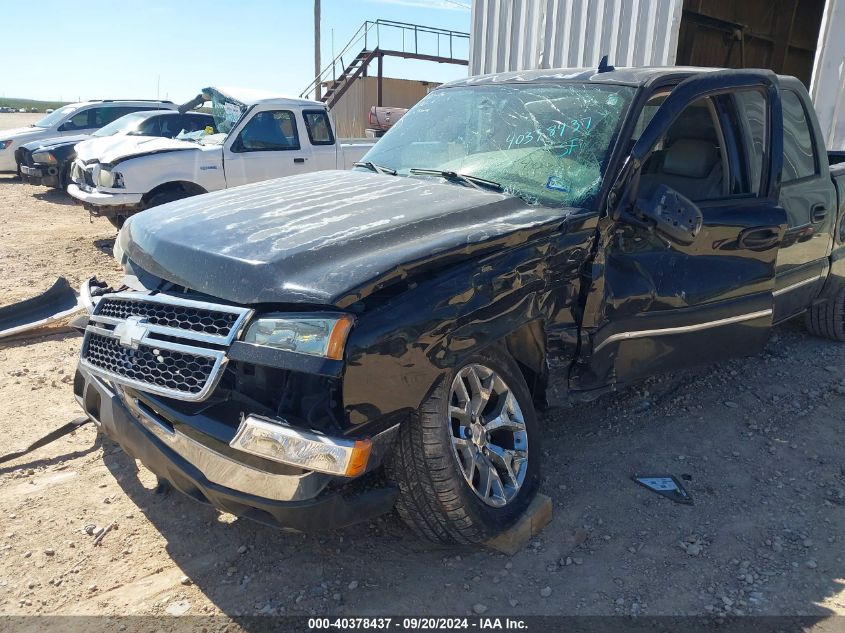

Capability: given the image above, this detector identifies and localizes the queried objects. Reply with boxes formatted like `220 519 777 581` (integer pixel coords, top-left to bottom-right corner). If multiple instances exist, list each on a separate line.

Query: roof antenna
598 55 615 73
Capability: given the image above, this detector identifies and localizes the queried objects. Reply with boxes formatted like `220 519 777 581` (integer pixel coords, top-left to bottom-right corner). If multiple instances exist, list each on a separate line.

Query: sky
3 0 471 104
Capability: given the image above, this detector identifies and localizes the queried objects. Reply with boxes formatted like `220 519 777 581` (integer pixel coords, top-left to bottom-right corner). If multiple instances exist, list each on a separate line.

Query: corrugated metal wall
810 0 845 149
469 0 684 74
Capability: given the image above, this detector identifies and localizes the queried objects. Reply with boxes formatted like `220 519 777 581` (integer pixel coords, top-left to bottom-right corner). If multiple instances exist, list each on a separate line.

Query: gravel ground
0 111 844 624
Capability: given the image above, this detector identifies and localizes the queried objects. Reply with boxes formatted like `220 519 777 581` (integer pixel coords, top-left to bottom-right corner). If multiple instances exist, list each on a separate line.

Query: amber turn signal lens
344 439 372 477
326 315 354 360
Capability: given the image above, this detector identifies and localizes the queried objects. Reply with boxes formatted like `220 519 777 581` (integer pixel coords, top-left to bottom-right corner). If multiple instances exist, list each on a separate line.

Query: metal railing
300 19 469 101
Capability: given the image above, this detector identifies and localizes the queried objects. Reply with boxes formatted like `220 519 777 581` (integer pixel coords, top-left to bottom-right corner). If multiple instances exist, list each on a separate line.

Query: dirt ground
0 107 844 626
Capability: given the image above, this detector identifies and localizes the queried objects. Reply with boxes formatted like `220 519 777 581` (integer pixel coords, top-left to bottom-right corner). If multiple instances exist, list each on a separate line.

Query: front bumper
0 149 17 172
74 365 398 531
67 183 143 213
21 164 60 187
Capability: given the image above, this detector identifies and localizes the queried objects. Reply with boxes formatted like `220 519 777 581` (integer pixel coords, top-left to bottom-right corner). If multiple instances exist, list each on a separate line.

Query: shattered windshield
359 83 634 207
208 90 246 134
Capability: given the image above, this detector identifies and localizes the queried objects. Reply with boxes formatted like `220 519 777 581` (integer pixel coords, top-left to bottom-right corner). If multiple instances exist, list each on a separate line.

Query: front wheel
386 346 540 544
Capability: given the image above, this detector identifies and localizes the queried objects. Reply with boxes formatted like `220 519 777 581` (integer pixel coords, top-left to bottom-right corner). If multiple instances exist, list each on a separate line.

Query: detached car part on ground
67 87 375 229
73 66 845 544
17 111 216 191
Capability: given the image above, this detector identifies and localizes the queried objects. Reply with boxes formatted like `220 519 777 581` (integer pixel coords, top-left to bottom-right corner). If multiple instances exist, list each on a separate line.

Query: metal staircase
300 20 469 110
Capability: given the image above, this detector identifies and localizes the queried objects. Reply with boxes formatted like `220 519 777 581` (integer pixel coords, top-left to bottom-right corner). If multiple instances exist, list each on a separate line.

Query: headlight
230 414 371 476
97 168 114 188
31 151 57 164
243 313 353 360
0 140 12 150
97 167 124 188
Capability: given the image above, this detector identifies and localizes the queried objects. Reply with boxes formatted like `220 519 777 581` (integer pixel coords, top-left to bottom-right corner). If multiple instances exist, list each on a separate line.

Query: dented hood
75 136 198 164
120 170 572 306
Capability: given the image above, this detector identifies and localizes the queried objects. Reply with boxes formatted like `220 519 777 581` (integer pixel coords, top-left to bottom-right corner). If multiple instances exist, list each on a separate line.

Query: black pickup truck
73 66 845 544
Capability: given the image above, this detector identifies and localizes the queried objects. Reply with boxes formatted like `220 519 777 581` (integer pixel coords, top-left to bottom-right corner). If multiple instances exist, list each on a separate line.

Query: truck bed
338 138 376 170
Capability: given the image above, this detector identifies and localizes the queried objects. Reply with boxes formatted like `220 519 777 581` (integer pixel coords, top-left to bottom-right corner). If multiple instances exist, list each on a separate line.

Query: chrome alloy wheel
448 364 528 508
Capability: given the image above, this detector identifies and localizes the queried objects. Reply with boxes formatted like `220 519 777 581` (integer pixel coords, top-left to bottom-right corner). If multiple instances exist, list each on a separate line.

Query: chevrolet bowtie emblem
113 316 149 350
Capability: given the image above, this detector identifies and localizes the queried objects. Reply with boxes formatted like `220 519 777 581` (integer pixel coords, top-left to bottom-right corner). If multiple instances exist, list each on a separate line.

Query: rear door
572 70 786 393
222 107 313 187
767 83 835 321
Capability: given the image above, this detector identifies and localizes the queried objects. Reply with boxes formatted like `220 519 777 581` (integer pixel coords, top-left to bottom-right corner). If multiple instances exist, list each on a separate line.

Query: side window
137 117 163 137
723 90 767 196
234 110 300 152
638 97 728 202
61 109 92 131
781 90 817 182
631 93 668 141
93 107 135 127
303 110 335 145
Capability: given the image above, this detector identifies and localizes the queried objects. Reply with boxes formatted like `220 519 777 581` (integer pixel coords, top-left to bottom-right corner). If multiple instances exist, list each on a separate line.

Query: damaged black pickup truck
73 66 845 544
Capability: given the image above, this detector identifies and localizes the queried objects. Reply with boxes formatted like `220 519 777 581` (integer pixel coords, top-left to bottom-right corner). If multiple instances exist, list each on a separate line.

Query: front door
572 71 787 393
223 108 313 188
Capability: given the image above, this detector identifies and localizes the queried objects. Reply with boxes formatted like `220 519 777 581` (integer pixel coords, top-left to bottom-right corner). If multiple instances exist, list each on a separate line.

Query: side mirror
634 184 703 245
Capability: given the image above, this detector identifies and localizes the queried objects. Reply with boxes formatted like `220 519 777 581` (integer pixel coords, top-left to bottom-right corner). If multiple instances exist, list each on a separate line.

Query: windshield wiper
409 168 503 192
353 161 397 176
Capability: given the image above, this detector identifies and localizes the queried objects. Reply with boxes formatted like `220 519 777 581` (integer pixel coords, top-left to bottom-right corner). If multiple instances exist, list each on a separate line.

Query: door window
61 109 92 131
93 107 137 127
637 98 728 202
728 91 767 196
303 110 335 145
136 116 163 137
233 110 300 152
781 90 817 182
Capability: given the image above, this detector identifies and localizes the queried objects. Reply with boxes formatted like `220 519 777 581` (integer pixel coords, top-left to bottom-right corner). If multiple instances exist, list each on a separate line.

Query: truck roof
440 65 799 89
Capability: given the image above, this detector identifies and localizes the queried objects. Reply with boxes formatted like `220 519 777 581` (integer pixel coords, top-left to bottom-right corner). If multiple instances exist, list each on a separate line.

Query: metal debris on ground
0 417 91 464
92 522 117 546
632 474 694 505
0 277 82 340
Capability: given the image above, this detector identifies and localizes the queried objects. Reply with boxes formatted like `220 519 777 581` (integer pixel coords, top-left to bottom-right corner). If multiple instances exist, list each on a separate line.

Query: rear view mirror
635 184 703 245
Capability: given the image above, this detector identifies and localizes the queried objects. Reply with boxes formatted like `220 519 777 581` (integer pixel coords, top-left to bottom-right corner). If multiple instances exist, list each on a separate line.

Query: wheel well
503 321 547 405
141 181 207 205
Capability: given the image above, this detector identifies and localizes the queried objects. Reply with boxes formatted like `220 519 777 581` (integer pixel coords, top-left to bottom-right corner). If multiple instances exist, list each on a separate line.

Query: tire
107 189 195 231
805 285 845 341
59 164 71 191
145 189 193 210
108 216 127 230
386 345 540 544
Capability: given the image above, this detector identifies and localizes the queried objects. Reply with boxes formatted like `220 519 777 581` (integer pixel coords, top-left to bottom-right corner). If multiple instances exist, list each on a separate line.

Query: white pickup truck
68 87 375 227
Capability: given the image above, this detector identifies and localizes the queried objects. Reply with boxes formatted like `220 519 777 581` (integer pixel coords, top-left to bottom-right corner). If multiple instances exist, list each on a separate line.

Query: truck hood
120 170 574 307
22 134 91 151
0 126 45 141
75 136 198 164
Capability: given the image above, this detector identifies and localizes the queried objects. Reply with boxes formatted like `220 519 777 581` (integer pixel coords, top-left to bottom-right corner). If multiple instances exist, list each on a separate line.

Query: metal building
469 0 845 148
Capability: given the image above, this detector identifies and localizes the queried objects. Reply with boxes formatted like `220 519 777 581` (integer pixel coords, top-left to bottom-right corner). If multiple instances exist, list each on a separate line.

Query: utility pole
314 0 322 101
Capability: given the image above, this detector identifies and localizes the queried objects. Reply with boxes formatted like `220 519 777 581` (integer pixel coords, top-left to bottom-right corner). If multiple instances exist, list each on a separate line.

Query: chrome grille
97 297 239 338
85 333 217 396
80 292 253 401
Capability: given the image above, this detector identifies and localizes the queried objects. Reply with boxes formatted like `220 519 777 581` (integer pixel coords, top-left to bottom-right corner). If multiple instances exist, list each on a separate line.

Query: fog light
229 415 371 477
